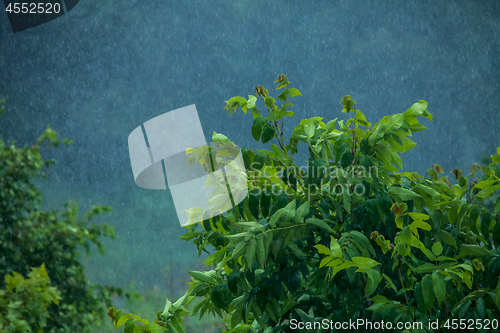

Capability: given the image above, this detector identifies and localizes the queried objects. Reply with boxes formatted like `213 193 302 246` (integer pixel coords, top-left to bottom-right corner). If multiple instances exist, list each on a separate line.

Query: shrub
0 98 136 333
0 264 60 332
109 75 500 333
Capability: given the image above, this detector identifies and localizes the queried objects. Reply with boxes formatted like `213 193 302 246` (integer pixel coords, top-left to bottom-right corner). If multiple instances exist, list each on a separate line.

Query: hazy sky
1 0 499 292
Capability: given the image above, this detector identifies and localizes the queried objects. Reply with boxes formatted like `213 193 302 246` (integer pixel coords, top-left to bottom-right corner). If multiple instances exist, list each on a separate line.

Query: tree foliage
0 99 136 333
109 75 500 333
0 264 60 332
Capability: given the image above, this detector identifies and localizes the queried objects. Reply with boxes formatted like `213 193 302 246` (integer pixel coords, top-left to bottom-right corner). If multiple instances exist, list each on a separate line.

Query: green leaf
292 200 310 224
408 212 429 220
388 187 422 201
496 277 500 308
355 110 369 126
276 151 293 166
231 308 243 329
439 230 457 248
368 123 386 145
261 123 275 143
384 113 405 134
261 190 271 218
265 96 275 108
314 244 333 256
269 200 296 227
246 238 257 269
389 146 403 169
408 220 432 231
475 184 500 199
382 274 398 292
224 96 248 115
288 88 302 97
179 231 200 241
363 268 381 297
264 231 273 258
124 319 137 333
409 123 427 132
426 168 438 181
422 274 435 311
229 292 249 313
330 236 342 258
226 232 253 242
203 246 227 266
349 231 376 257
340 95 356 113
171 314 187 333
415 263 437 274
415 282 426 313
431 242 443 256
415 183 440 198
352 257 381 270
476 297 486 319
304 125 315 139
480 213 492 240
247 95 257 109
474 179 499 189
251 108 261 119
320 256 334 267
398 133 417 152
251 117 266 142
399 226 412 245
405 100 429 118
190 283 209 297
186 270 217 285
241 147 252 170
267 110 282 122
212 131 230 142
330 261 356 279
116 313 131 327
143 323 165 333
248 190 260 219
457 300 473 319
287 242 306 260
373 143 392 168
243 197 254 221
305 218 334 235
323 119 338 133
432 271 446 305
252 152 266 170
256 235 266 269
326 258 344 269
456 244 492 258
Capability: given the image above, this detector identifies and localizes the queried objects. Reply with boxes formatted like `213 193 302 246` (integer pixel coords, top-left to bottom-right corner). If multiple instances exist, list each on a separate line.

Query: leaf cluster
0 103 136 333
0 264 61 333
109 75 500 333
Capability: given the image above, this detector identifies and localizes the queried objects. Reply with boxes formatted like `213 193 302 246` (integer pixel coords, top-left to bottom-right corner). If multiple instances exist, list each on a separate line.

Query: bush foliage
0 99 136 333
0 264 60 332
110 75 500 333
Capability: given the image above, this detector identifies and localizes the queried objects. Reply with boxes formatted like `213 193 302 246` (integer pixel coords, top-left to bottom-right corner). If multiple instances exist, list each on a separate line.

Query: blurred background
1 0 499 325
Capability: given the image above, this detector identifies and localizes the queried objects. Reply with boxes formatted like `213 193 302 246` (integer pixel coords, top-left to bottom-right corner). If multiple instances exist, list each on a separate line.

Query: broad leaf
422 274 435 311
352 257 381 270
251 117 266 142
388 187 422 201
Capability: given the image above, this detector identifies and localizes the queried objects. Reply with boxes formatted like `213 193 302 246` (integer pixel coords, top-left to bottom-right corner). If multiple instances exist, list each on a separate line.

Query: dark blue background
1 0 499 296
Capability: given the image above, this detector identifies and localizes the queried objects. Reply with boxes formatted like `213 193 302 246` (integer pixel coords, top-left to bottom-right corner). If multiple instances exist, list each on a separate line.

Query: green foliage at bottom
0 264 60 333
